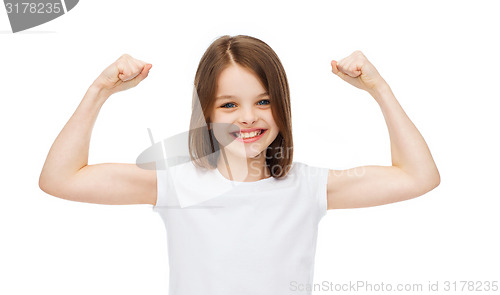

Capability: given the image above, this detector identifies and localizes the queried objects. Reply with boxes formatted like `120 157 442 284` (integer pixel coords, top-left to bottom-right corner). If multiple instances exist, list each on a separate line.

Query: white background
1 0 499 294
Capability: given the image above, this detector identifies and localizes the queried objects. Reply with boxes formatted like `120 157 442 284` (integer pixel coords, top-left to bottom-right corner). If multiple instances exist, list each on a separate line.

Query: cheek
211 124 235 147
266 121 280 140
265 114 279 132
211 111 233 123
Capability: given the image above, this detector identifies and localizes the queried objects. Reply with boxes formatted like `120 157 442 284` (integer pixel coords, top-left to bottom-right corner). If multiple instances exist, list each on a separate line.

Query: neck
216 149 270 182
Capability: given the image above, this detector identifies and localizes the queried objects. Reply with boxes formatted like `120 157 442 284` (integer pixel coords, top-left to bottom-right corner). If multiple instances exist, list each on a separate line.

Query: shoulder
289 161 328 176
286 161 329 185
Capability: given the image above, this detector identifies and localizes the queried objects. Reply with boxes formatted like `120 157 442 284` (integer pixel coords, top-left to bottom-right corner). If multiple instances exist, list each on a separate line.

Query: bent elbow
38 171 59 196
434 173 441 188
38 172 49 193
39 176 56 196
408 169 440 198
431 168 441 189
421 170 441 193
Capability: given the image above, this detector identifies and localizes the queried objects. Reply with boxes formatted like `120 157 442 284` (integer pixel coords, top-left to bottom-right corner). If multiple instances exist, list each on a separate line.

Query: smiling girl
39 35 440 294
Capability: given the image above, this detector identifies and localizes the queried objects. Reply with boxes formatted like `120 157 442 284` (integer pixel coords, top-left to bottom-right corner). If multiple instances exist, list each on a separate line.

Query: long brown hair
188 35 293 178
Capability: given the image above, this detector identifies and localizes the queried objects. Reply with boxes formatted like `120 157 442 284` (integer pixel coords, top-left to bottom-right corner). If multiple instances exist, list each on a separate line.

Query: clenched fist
92 54 152 97
331 51 387 94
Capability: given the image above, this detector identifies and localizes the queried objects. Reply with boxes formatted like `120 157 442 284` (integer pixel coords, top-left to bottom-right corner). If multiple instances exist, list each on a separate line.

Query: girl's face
210 63 280 160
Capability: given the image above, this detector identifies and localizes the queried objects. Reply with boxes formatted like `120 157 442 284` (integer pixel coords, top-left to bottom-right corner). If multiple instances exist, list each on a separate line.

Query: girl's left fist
331 51 387 94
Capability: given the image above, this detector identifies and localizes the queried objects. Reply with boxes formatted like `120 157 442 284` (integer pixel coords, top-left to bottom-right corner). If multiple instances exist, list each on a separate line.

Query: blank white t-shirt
153 160 329 295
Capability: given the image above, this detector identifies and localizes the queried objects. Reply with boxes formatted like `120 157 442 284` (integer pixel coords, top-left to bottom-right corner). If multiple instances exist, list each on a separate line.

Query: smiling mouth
231 129 267 139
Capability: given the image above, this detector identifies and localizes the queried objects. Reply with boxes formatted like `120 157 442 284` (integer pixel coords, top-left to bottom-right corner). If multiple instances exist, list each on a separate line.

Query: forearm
370 84 440 185
39 84 110 189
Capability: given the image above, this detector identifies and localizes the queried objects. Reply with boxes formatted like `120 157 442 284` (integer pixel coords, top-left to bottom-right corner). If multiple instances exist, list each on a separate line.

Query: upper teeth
235 130 262 139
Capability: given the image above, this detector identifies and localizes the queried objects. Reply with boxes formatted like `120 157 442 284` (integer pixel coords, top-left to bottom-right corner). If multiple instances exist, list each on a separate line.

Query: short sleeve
315 166 329 220
153 158 169 211
300 162 330 222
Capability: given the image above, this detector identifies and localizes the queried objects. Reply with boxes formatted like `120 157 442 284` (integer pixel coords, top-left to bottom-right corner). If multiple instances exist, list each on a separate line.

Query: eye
220 102 236 108
257 99 270 106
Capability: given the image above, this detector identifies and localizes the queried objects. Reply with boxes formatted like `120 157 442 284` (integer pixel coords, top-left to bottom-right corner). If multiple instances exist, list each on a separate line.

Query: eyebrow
215 92 269 100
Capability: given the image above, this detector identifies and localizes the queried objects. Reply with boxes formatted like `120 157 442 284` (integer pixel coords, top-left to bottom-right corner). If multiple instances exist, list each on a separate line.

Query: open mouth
231 129 267 140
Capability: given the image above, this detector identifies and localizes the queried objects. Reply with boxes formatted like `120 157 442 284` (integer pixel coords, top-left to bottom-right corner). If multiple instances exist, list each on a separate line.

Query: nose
239 107 257 126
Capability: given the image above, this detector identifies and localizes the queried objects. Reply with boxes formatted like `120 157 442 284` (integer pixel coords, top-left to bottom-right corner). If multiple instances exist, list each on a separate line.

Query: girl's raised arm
39 55 157 205
326 51 440 210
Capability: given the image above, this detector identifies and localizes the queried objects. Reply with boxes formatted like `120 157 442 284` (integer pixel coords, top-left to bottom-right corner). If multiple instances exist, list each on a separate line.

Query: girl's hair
188 35 293 178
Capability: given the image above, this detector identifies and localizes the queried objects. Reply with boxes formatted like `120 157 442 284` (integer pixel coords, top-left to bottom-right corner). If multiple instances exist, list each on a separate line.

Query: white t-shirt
153 160 329 295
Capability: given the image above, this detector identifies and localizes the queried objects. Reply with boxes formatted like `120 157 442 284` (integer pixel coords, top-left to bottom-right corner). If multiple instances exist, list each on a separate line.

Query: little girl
39 35 440 295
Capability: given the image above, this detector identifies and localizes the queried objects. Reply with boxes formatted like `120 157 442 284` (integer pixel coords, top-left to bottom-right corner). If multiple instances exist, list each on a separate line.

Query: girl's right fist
93 54 152 96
